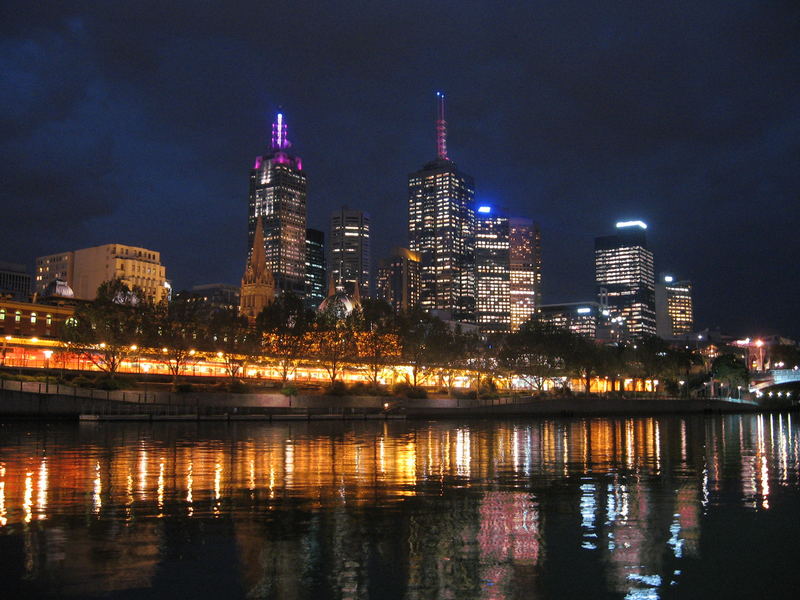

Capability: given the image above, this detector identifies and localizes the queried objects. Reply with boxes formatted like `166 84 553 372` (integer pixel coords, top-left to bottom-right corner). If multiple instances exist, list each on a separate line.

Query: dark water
1 415 799 599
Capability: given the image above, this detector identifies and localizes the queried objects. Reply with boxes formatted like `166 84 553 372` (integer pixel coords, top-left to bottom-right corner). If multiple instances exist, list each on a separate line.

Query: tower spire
270 111 290 150
436 91 448 160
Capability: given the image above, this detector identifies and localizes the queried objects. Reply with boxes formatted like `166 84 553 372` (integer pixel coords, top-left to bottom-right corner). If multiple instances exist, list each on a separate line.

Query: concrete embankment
0 382 779 421
404 397 765 418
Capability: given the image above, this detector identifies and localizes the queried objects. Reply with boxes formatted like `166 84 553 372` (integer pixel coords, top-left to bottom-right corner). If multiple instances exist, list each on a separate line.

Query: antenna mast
436 92 448 160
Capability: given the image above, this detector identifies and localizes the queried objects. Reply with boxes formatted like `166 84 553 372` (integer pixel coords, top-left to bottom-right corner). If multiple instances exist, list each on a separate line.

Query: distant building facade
249 112 307 297
305 228 326 309
655 275 693 338
537 302 604 339
240 216 275 321
509 217 541 332
595 221 656 338
35 244 168 302
174 284 240 318
328 207 370 298
0 261 31 302
0 299 75 339
376 247 420 313
408 93 476 323
475 209 510 334
34 253 74 296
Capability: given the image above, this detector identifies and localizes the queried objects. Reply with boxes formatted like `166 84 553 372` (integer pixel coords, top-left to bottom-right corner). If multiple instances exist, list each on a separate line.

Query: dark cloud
1 0 798 337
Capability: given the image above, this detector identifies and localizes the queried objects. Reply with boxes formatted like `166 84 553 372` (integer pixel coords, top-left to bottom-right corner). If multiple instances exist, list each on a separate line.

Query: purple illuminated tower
408 92 476 322
248 112 307 297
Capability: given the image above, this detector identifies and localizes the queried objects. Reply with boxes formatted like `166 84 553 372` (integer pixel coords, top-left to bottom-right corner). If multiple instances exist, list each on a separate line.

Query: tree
314 308 358 385
256 293 315 384
352 299 400 386
397 308 451 388
712 353 749 392
208 309 262 381
61 279 149 379
147 299 206 389
498 321 569 392
562 334 608 395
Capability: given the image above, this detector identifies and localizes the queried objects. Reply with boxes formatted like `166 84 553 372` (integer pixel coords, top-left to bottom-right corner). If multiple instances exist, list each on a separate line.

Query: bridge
750 368 800 391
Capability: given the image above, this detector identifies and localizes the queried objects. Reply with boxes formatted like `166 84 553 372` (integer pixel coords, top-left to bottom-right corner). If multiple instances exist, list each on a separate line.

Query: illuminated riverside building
376 247 420 313
0 261 30 301
328 207 370 298
509 217 541 331
249 112 307 297
408 92 476 323
305 228 326 309
537 302 604 338
655 275 693 338
475 207 510 333
35 244 168 302
595 221 656 338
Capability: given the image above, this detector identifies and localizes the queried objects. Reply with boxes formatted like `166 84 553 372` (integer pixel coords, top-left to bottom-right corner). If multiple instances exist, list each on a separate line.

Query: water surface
1 414 798 599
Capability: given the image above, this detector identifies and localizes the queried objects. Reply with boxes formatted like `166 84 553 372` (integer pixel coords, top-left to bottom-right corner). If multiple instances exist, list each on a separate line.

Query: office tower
34 252 74 295
328 207 370 298
376 247 420 313
537 302 603 339
305 228 326 309
655 275 694 338
0 261 31 301
509 217 541 331
408 92 476 322
249 112 307 297
475 207 510 334
35 244 168 302
240 216 275 321
594 220 656 338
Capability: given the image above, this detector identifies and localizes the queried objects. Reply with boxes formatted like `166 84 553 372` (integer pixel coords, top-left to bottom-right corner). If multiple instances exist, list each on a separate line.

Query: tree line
60 279 749 396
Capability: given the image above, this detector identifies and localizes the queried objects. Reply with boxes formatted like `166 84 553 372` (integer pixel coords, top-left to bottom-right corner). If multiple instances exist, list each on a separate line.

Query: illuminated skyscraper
408 93 475 322
376 247 420 313
509 217 541 331
305 228 326 310
475 208 510 334
594 221 656 338
249 112 307 297
655 275 693 338
537 302 602 338
328 207 370 298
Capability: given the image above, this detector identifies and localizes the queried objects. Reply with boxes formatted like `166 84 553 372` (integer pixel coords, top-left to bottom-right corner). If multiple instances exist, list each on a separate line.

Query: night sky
1 1 798 338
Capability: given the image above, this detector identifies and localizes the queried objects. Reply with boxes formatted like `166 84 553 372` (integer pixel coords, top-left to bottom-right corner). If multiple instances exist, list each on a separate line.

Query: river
1 414 798 598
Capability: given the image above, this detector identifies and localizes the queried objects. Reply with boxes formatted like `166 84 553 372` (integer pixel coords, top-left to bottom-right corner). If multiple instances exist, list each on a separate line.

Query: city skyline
1 2 798 338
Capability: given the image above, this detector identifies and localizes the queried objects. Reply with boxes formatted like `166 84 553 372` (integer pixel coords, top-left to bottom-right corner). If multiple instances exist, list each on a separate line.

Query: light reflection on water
0 414 798 599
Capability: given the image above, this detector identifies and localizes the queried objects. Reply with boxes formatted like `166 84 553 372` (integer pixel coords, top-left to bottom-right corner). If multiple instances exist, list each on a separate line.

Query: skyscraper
408 93 476 323
655 275 694 338
594 221 656 338
328 207 370 298
509 217 541 331
475 207 510 334
376 247 420 313
249 112 307 297
305 228 326 310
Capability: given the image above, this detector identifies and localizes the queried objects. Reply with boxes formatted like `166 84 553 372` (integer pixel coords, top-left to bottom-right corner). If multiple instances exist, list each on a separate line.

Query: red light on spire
436 92 448 160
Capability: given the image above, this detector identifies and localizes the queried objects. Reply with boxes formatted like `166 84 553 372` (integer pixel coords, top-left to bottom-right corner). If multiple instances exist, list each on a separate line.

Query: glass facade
408 160 475 322
328 208 370 298
656 277 694 338
305 228 326 310
376 247 420 313
595 225 656 338
475 214 510 334
249 114 307 297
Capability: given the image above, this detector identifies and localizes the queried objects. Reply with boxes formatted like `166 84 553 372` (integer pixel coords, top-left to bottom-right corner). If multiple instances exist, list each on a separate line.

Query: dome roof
43 278 75 298
318 287 357 318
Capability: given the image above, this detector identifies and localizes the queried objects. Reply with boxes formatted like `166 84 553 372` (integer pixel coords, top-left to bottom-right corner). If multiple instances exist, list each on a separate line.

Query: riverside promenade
0 378 768 421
